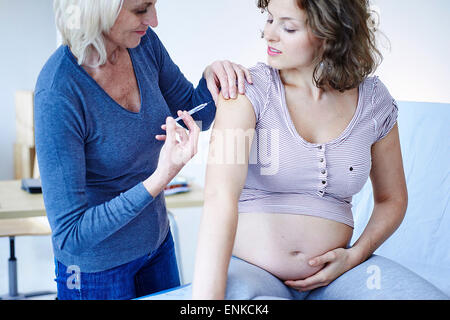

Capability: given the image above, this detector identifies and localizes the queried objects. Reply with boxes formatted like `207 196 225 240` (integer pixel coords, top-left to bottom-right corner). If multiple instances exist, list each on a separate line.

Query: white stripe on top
238 63 398 228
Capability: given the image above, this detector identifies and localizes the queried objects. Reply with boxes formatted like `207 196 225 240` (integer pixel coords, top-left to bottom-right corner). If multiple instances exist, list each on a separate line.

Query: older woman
34 0 251 300
191 0 448 299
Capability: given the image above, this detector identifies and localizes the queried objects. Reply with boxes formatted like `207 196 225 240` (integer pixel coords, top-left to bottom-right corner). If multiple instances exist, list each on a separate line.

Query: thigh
134 230 181 298
226 256 307 300
306 254 449 300
55 258 144 300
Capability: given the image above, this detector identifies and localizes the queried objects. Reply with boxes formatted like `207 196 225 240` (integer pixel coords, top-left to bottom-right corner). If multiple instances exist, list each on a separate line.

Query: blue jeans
55 230 180 300
142 255 449 300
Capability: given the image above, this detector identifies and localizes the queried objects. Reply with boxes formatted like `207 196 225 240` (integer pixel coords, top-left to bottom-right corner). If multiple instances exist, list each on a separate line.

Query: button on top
321 169 326 174
318 145 323 150
320 158 324 163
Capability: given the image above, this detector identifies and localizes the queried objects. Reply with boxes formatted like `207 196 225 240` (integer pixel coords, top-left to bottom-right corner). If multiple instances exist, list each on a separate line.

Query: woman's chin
125 37 142 49
266 57 288 70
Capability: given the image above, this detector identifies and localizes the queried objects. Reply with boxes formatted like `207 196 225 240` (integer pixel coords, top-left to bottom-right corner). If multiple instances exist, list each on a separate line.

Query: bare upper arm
204 94 256 200
370 123 408 205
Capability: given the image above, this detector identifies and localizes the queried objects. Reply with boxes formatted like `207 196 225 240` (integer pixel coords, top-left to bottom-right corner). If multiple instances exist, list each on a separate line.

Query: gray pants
226 255 448 300
141 255 448 300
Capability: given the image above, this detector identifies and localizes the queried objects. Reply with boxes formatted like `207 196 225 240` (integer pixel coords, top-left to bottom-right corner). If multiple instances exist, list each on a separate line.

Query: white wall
374 0 450 103
0 0 56 180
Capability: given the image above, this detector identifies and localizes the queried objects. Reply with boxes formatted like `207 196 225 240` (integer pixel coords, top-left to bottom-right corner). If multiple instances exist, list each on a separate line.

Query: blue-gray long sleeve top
34 28 215 272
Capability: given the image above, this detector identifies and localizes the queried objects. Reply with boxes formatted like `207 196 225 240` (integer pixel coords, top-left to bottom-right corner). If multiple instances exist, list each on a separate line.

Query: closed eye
135 2 153 14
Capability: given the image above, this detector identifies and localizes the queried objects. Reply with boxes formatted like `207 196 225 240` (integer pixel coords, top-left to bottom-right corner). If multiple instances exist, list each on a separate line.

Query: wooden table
0 180 204 220
0 179 204 299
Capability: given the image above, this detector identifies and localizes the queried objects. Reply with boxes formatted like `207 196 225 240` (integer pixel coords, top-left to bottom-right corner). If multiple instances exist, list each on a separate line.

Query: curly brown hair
257 0 384 92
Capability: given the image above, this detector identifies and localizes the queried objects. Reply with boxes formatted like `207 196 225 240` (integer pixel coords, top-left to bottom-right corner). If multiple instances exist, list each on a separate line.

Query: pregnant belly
232 212 353 281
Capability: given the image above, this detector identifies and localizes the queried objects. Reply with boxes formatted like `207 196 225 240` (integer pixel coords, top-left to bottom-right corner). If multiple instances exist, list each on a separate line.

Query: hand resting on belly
232 212 353 281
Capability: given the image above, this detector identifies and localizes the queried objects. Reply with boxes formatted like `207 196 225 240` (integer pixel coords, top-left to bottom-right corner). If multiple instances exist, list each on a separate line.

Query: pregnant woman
191 0 448 299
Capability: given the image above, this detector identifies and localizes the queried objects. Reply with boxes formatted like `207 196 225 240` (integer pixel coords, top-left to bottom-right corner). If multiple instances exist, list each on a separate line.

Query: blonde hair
54 0 124 67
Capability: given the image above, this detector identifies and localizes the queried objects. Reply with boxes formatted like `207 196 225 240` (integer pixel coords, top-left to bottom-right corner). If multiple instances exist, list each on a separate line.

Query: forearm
47 181 154 255
349 199 407 266
192 197 238 300
143 168 170 198
46 169 163 255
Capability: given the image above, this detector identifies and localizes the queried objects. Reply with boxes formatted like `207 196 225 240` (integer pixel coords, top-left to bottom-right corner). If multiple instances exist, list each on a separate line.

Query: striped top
238 63 398 228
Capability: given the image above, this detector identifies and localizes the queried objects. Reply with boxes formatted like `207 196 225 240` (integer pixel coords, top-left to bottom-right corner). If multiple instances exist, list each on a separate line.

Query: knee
225 257 293 300
343 255 448 300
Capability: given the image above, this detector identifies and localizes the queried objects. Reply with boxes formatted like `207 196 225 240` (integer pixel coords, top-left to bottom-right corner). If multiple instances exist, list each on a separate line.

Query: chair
167 210 184 284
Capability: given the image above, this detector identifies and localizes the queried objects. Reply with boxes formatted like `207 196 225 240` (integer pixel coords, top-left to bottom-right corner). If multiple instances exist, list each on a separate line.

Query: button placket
317 144 327 196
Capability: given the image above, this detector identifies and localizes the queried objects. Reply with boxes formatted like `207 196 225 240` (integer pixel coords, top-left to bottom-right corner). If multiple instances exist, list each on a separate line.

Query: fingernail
309 260 315 266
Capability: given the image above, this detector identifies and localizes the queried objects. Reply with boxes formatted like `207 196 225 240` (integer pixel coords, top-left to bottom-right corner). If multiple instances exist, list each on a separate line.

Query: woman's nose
143 7 158 27
264 24 278 42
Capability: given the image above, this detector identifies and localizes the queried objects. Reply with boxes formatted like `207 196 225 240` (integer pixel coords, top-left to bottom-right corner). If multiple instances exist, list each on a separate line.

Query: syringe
174 101 212 122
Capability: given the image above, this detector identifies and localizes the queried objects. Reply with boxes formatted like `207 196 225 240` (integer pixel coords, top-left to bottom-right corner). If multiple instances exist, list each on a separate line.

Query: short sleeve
371 77 399 143
244 63 272 123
